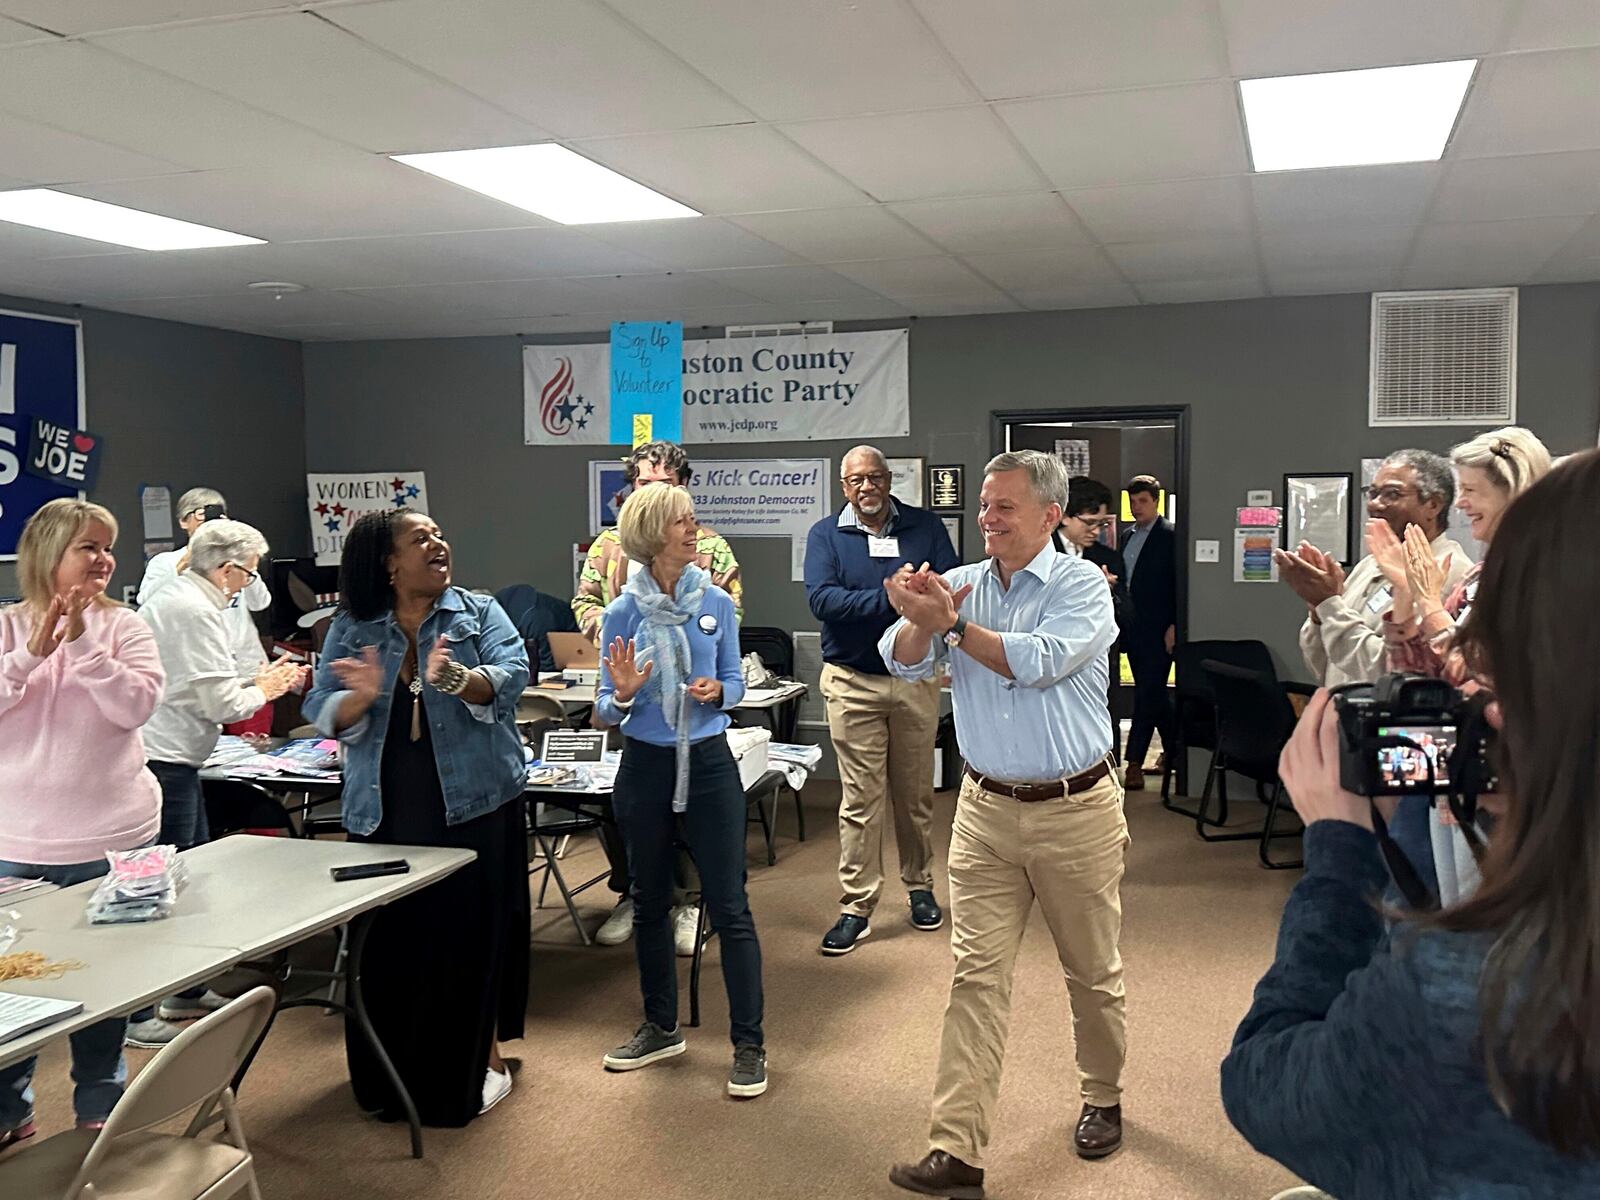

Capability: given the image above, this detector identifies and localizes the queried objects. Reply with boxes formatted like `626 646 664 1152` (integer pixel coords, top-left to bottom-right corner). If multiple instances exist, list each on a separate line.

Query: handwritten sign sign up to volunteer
609 321 682 446
0 308 85 558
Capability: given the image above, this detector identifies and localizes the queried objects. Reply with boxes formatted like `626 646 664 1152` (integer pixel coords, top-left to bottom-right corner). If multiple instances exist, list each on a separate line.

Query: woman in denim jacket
304 508 530 1127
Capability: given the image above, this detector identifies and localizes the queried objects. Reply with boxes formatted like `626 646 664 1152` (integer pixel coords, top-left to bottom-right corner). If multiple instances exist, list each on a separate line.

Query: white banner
307 471 429 566
524 328 908 446
689 458 829 539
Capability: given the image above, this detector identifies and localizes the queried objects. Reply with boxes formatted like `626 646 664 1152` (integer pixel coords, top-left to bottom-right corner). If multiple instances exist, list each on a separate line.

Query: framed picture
940 515 962 560
887 457 924 507
1282 473 1353 565
588 459 631 535
929 464 964 510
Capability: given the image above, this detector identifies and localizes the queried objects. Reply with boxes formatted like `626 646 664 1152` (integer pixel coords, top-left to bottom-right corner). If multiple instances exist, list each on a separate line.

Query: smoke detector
247 281 306 300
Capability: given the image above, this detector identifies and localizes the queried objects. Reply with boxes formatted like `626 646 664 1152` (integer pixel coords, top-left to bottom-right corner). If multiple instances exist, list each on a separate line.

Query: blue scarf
624 561 708 812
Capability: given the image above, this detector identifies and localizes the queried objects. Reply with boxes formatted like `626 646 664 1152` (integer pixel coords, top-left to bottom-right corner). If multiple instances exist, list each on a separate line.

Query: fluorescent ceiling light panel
1240 59 1477 172
392 144 699 224
0 189 264 250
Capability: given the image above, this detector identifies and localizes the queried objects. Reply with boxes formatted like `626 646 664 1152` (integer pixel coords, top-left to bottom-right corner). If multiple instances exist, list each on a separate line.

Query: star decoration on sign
555 399 577 425
390 477 406 492
324 517 341 532
576 416 587 429
392 495 408 508
314 502 330 516
406 484 420 498
332 504 347 517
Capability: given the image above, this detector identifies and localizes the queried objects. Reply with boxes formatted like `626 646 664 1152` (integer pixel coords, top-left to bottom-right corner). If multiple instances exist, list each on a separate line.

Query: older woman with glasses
129 518 306 1046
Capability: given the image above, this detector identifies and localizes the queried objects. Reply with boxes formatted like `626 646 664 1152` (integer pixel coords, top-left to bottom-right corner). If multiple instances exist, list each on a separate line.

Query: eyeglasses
1363 485 1416 504
227 562 259 586
843 473 889 490
1069 515 1115 530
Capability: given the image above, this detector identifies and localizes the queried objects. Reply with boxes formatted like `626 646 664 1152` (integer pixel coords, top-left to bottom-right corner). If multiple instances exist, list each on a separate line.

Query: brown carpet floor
28 782 1303 1199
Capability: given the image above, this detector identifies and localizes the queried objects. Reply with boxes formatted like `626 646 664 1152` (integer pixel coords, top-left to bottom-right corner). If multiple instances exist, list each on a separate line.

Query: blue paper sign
0 308 84 558
609 321 682 446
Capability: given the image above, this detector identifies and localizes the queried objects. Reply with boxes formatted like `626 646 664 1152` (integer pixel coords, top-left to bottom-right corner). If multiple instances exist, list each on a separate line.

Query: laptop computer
548 631 601 670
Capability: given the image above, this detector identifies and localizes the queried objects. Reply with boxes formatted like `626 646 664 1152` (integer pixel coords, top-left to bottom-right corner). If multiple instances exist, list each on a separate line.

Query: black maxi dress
346 676 530 1127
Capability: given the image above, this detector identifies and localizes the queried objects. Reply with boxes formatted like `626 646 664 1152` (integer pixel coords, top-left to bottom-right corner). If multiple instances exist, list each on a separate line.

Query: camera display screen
1376 725 1456 789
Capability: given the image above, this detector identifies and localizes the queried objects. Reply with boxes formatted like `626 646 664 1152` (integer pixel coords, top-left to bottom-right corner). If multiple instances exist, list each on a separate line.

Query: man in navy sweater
805 446 958 956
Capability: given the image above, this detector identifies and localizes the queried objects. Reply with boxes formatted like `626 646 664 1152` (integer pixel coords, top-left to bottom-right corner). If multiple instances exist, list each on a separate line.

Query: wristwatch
943 615 968 648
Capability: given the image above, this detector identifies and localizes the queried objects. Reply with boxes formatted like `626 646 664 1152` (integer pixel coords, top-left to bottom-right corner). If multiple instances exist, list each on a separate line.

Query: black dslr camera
1333 673 1498 799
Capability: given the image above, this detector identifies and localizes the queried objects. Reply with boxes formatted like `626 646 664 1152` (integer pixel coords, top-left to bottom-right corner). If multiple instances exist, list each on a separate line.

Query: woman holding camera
1373 426 1551 905
1222 451 1600 1198
593 483 767 1099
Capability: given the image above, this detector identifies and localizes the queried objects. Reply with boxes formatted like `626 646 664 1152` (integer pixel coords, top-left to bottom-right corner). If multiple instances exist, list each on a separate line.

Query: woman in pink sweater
0 499 165 1152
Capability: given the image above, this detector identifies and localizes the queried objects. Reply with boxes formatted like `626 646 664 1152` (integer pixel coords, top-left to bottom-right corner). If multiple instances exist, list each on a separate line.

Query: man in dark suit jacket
1118 475 1177 789
1059 477 1130 760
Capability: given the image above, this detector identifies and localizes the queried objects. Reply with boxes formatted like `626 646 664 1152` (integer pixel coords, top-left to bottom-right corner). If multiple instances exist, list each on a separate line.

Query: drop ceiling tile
94 12 544 154
904 294 1026 317
0 13 52 43
692 265 886 306
605 0 972 121
328 0 754 139
1503 0 1600 50
830 255 1003 300
111 286 401 329
582 219 803 271
71 156 551 242
0 222 135 262
888 193 1092 253
998 82 1249 189
1010 282 1141 310
960 247 1122 291
913 0 1227 98
1217 0 1510 76
0 247 266 302
1138 277 1266 304
0 41 351 170
1531 253 1600 284
0 1 315 36
1250 163 1441 231
0 113 187 184
1560 214 1600 258
1259 226 1415 273
1065 176 1252 244
1452 48 1600 157
561 271 774 312
1266 266 1397 295
1431 151 1600 222
1406 215 1588 281
1106 235 1260 282
728 208 940 262
789 296 910 322
780 108 1043 202
207 228 668 289
342 277 610 321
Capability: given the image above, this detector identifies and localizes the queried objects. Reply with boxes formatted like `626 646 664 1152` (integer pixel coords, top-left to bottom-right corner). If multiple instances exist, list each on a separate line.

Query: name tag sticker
868 535 900 558
1366 585 1393 614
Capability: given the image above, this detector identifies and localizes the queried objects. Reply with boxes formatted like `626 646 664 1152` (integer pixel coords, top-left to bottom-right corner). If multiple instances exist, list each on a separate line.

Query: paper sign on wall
0 308 85 559
24 417 101 490
609 321 682 445
306 472 429 567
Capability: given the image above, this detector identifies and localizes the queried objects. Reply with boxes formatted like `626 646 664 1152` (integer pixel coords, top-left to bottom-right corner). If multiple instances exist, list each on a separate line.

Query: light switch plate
1246 489 1273 505
1195 540 1220 563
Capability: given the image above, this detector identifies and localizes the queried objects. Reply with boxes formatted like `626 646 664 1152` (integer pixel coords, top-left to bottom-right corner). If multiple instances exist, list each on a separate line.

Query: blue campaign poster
0 308 85 558
608 321 682 445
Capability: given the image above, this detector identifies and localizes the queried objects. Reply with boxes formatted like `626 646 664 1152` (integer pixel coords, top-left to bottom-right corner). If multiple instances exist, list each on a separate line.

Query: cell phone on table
330 859 410 882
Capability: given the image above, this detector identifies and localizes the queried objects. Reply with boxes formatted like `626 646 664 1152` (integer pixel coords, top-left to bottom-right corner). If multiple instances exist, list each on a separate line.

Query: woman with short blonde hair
0 498 166 1146
617 481 694 564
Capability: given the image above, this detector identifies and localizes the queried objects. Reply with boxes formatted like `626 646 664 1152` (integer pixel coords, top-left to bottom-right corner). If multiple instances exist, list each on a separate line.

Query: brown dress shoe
1124 764 1146 790
889 1150 985 1199
1075 1103 1123 1158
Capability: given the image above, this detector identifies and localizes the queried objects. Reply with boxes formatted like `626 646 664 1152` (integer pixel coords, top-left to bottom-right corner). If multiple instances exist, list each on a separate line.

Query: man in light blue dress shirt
880 451 1130 1199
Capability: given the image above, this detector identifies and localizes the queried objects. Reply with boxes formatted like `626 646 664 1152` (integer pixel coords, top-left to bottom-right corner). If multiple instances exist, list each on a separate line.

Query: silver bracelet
435 660 473 696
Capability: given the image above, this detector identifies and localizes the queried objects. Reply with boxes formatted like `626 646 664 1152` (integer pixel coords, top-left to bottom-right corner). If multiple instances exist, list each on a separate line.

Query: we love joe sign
25 417 101 490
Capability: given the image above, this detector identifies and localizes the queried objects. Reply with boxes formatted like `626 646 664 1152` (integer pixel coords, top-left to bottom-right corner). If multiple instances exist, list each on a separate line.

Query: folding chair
1198 659 1310 868
0 987 275 1200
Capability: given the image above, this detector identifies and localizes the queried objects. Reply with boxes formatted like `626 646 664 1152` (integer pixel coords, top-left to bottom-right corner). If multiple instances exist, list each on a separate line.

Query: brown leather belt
963 759 1111 802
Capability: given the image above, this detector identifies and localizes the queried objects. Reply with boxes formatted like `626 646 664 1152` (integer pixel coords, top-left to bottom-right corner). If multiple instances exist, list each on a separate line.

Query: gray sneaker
124 1016 185 1048
603 1021 686 1072
728 1043 768 1099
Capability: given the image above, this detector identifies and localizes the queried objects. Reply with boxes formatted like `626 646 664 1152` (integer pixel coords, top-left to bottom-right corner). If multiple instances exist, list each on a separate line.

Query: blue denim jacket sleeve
457 597 530 725
305 612 381 742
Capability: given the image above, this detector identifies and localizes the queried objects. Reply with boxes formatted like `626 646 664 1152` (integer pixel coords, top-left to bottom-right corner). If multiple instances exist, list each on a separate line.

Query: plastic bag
741 652 778 690
85 845 187 925
0 909 18 956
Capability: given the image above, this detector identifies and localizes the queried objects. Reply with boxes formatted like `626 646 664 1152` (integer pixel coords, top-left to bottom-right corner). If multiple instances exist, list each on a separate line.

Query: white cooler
726 725 772 791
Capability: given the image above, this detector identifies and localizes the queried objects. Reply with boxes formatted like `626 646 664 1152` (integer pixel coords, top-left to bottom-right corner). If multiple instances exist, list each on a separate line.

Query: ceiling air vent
1369 288 1516 426
725 321 833 339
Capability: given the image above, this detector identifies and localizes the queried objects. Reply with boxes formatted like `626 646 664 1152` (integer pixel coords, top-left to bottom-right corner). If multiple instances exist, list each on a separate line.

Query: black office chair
1162 639 1278 821
1197 659 1308 868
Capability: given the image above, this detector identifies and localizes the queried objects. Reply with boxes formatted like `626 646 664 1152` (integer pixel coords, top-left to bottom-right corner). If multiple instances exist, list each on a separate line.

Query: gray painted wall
0 292 307 600
300 284 1600 675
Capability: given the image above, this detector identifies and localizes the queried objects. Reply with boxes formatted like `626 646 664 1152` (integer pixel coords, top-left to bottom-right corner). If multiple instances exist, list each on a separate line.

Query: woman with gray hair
129 518 307 1046
594 483 767 1098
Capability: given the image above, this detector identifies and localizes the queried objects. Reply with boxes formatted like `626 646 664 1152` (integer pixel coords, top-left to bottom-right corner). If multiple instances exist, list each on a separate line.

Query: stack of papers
0 994 83 1046
211 739 341 780
769 743 823 770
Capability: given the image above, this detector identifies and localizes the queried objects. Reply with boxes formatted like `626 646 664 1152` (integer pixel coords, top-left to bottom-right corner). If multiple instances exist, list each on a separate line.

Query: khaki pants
820 663 940 917
928 770 1129 1167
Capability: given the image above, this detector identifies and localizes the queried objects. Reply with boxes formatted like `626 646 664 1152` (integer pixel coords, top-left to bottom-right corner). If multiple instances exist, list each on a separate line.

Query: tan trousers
928 770 1129 1167
820 663 940 917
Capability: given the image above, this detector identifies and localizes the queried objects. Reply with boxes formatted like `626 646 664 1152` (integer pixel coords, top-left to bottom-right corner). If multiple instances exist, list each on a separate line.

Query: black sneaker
908 890 943 930
728 1044 768 1099
602 1021 686 1071
820 914 871 956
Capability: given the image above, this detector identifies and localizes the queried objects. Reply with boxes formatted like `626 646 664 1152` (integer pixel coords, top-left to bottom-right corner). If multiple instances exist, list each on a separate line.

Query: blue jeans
131 761 208 1024
0 857 128 1128
612 735 764 1048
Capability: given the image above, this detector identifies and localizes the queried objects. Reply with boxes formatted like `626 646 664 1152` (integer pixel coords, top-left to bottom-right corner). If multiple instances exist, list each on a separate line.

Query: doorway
992 406 1190 786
